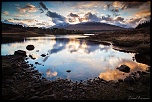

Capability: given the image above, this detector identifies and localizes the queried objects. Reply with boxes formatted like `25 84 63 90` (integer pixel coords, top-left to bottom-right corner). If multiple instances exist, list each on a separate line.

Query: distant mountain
50 23 69 29
63 22 126 31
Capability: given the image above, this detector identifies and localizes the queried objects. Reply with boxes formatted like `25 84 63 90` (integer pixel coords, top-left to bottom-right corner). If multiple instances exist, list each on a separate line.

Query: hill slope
64 22 126 31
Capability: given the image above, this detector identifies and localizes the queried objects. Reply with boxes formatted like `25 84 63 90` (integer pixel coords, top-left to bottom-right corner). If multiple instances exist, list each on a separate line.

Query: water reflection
46 68 58 78
99 59 149 81
1 35 149 82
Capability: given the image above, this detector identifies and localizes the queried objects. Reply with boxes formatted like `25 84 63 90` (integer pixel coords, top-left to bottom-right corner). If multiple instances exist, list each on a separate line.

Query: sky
1 1 151 28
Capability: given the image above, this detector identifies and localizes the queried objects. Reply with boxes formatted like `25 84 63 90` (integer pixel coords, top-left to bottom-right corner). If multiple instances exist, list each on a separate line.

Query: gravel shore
2 55 150 100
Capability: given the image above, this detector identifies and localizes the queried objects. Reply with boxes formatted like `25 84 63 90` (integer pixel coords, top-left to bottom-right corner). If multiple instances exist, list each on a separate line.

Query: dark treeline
1 22 84 35
135 20 151 29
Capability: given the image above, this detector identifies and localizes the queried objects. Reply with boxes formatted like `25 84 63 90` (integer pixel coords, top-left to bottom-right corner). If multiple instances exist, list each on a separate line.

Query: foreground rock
2 55 150 100
116 65 130 73
14 50 26 56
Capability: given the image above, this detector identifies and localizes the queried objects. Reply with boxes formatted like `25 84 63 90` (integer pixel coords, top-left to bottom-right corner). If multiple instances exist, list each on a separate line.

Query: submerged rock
66 70 71 73
29 55 36 60
116 64 130 73
41 54 46 57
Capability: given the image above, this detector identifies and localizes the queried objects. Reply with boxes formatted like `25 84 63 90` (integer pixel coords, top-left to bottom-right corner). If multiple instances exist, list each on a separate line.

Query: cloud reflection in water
46 68 58 78
99 59 149 81
1 35 149 82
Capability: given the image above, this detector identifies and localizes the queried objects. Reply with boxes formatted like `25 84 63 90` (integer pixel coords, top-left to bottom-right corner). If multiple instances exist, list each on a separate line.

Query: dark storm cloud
46 11 66 21
106 1 146 17
39 2 48 11
101 15 113 21
69 13 79 17
84 12 101 22
46 11 66 24
114 16 124 22
121 2 146 10
39 8 44 13
39 2 68 25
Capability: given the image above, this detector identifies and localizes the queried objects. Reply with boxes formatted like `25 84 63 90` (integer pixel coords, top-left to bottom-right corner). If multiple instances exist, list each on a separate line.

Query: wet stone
41 54 46 57
116 64 130 73
26 45 35 51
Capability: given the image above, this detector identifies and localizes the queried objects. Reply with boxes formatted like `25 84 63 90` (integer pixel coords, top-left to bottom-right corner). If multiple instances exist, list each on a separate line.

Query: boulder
41 54 46 57
116 64 130 73
14 50 26 56
124 76 135 84
26 45 35 51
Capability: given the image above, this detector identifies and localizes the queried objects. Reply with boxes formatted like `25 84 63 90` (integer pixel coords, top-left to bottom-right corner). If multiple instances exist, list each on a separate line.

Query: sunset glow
1 1 151 28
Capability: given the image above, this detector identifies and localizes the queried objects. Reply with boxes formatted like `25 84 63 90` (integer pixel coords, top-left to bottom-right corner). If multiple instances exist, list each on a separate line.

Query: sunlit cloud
70 1 106 9
17 4 38 13
113 16 124 22
135 10 151 18
3 11 9 16
125 17 142 28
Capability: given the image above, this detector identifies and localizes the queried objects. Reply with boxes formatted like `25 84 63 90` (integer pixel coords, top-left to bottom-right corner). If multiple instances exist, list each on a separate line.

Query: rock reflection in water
99 59 149 81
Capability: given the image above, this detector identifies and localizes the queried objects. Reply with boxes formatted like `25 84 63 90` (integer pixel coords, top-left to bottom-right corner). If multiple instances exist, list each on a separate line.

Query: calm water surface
1 34 149 82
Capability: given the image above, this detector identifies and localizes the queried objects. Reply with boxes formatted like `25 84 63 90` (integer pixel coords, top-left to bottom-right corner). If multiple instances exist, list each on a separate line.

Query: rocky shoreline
2 54 150 100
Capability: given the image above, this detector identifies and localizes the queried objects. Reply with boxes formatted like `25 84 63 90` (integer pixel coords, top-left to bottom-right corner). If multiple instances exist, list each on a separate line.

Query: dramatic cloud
46 11 67 25
46 11 65 20
69 13 79 17
3 18 52 27
135 9 151 17
3 11 9 16
68 13 82 23
124 17 142 28
107 1 146 10
101 15 113 21
83 12 101 22
39 2 68 25
67 12 102 23
39 2 48 11
114 16 124 22
39 8 44 13
128 17 142 24
17 4 38 13
105 1 147 17
13 18 21 20
120 2 146 10
70 1 106 9
1 1 150 28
